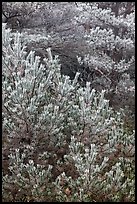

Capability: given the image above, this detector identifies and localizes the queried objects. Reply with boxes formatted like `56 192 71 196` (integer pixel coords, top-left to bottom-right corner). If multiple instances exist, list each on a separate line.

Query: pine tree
2 13 135 203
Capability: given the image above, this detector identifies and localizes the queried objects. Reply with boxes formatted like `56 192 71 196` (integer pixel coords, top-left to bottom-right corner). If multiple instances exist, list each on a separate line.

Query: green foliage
2 23 135 202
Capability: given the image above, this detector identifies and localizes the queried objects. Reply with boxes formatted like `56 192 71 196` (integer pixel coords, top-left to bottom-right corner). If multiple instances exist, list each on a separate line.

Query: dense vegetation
2 2 135 202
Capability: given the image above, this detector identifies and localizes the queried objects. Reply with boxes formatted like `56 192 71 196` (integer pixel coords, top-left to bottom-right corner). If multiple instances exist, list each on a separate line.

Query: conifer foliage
2 2 135 202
